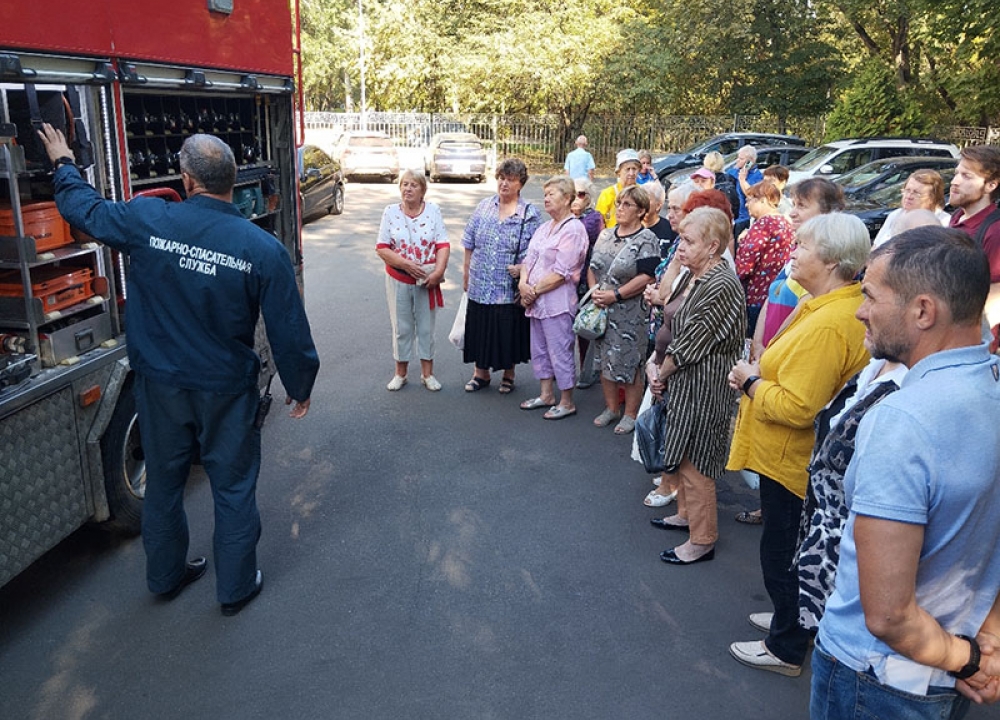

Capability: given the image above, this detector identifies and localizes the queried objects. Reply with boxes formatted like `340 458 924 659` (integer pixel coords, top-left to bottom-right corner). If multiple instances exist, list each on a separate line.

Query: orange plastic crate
0 266 95 312
0 201 73 251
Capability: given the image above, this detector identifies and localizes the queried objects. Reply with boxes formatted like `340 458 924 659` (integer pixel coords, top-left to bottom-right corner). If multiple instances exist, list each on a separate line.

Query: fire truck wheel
100 385 145 535
330 184 344 215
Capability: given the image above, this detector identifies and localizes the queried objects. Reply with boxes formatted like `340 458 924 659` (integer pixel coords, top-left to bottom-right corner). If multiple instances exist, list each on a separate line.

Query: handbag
573 286 607 340
573 235 636 340
449 292 468 349
635 398 668 474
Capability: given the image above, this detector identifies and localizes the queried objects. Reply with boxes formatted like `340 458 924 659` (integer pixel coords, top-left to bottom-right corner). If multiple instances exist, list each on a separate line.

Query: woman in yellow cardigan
725 213 871 678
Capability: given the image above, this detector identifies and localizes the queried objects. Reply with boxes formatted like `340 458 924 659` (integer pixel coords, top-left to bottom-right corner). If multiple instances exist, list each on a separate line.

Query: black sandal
464 377 490 392
498 377 515 394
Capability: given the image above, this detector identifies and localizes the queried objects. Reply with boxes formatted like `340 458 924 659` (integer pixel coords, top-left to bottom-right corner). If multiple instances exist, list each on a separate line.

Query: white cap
615 149 641 172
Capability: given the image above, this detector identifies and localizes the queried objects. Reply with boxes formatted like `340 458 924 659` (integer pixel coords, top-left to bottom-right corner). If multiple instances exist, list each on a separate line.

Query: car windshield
350 136 392 147
304 147 331 165
835 161 895 189
867 182 905 207
681 137 714 154
791 145 838 171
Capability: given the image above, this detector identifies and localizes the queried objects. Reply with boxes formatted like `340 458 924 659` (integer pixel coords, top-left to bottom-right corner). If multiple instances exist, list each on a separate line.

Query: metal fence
305 111 999 168
933 125 1000 148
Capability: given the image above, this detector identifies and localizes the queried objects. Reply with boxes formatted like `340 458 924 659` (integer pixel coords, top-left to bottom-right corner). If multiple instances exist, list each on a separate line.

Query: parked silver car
425 132 487 182
335 131 399 182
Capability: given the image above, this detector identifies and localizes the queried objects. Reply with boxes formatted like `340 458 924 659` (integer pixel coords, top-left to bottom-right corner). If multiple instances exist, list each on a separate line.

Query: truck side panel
0 387 89 587
0 0 294 77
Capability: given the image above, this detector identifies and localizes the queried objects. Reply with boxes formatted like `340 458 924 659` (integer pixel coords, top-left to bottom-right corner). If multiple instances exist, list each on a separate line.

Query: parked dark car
425 132 488 182
845 164 958 240
662 145 813 190
653 132 806 181
833 156 957 201
297 144 345 222
335 131 399 182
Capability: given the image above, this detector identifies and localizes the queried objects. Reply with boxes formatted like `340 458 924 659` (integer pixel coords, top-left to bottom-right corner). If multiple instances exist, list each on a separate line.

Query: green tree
296 0 999 128
824 60 930 139
299 0 358 111
820 0 999 124
641 0 841 122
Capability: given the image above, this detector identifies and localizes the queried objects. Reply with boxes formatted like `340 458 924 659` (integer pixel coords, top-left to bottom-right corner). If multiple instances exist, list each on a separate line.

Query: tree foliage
297 0 999 130
824 60 930 139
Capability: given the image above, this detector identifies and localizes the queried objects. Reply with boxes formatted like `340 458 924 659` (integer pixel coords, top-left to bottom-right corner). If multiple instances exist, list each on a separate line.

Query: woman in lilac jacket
515 176 589 419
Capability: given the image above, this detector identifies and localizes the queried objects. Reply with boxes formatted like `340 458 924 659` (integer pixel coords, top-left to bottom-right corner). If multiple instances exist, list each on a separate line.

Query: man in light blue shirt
813 226 1000 719
564 135 595 181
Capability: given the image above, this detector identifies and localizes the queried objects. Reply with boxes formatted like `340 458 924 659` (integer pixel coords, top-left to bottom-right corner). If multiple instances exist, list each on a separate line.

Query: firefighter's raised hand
285 395 311 419
36 123 73 163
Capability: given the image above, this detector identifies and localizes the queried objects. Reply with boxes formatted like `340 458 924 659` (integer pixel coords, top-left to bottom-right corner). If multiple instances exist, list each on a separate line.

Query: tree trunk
555 98 593 165
892 16 912 86
926 59 958 114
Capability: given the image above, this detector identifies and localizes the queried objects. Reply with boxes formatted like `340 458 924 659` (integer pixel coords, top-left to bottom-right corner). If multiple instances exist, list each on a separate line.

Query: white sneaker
728 640 801 677
421 375 441 391
386 375 407 391
748 612 773 633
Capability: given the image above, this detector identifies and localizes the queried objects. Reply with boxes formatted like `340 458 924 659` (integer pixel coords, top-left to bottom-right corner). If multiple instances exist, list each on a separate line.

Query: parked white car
787 137 959 185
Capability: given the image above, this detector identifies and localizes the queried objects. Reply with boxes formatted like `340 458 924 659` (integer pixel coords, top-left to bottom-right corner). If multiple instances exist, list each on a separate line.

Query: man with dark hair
811 226 1000 718
38 124 320 616
949 145 1000 326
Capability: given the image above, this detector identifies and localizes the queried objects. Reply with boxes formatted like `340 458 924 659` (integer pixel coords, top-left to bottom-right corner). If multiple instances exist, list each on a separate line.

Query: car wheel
99 383 144 535
330 184 345 215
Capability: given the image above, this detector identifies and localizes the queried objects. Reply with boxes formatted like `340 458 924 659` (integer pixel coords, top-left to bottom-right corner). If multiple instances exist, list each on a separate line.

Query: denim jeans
759 473 812 665
810 641 971 720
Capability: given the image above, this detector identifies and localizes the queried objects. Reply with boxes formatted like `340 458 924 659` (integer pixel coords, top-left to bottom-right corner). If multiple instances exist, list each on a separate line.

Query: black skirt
463 299 531 370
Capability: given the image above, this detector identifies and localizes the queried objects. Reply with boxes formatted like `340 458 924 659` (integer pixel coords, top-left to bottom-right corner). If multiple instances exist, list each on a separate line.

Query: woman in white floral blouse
376 170 450 392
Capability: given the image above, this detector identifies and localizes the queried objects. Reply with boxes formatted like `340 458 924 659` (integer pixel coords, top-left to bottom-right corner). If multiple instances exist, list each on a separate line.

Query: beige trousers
673 457 718 545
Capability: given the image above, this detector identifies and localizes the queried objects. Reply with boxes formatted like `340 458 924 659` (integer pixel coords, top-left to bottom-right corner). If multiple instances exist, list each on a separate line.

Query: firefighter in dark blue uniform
40 125 320 615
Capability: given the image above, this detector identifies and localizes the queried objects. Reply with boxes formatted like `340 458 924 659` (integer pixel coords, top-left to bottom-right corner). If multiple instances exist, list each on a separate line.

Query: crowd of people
373 141 1000 719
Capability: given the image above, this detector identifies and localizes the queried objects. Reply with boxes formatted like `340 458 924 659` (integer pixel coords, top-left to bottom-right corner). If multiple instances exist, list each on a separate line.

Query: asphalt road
0 176 989 720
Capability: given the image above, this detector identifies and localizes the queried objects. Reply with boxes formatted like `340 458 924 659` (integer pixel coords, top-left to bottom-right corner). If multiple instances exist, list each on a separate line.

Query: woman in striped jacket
644 207 747 565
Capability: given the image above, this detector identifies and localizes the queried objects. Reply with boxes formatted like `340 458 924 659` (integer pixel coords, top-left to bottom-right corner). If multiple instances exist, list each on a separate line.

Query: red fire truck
0 0 306 587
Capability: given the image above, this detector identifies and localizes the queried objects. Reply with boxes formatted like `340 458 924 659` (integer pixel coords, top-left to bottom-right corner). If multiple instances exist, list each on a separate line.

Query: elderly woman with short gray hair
645 208 746 567
376 169 450 391
726 212 871 677
515 176 589 418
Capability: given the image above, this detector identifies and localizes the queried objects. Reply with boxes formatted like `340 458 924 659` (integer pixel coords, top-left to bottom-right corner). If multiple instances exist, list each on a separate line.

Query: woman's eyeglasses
576 191 588 198
616 200 638 209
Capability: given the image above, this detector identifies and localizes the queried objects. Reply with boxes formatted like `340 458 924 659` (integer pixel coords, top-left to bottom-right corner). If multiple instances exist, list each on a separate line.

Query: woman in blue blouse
461 158 542 393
